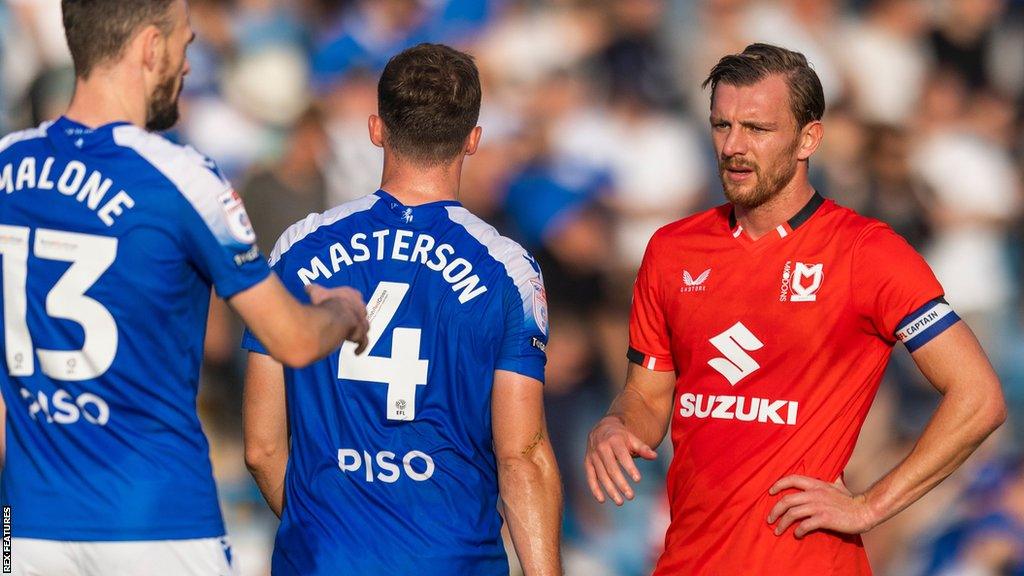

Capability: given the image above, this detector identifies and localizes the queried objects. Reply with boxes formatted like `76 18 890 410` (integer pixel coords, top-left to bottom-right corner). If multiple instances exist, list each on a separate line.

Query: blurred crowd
3 0 1024 574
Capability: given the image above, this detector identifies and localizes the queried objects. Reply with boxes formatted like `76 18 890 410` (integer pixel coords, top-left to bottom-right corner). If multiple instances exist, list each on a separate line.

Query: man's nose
721 127 747 158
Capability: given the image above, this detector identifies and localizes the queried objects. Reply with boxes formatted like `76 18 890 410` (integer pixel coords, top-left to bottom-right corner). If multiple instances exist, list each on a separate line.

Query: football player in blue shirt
0 1 369 574
243 43 564 576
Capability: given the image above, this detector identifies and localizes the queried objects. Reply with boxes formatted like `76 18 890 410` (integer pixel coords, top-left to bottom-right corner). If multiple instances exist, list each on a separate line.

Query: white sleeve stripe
268 195 380 266
896 302 955 343
0 122 53 155
112 126 234 241
646 357 656 370
444 206 545 333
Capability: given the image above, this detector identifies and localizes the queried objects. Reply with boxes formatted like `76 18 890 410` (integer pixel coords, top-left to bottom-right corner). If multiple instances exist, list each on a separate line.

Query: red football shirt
629 194 959 575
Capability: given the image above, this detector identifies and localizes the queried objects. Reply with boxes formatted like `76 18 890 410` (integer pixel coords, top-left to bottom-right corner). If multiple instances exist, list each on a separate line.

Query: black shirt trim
728 191 825 232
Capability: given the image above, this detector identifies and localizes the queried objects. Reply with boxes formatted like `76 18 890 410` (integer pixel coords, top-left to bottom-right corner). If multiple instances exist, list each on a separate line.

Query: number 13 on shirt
337 281 429 421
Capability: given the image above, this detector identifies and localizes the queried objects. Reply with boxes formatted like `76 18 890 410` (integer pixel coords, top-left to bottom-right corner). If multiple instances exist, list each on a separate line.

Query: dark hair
62 0 176 78
378 43 482 165
702 43 825 127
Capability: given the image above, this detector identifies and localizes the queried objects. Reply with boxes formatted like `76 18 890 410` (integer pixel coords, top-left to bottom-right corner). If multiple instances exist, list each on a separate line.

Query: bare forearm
499 447 563 576
252 299 355 366
863 387 1004 526
608 385 671 450
247 453 288 518
232 278 367 368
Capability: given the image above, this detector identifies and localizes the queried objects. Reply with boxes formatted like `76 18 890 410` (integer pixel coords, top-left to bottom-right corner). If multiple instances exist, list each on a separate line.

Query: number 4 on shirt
337 281 429 421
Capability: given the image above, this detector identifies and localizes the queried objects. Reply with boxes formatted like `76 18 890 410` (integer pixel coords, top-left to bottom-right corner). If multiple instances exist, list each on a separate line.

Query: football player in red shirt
584 43 1007 575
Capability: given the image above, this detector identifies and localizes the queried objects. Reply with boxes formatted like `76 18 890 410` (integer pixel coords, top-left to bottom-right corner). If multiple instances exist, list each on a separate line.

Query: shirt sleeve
852 223 960 352
627 237 674 371
175 149 269 299
495 253 548 383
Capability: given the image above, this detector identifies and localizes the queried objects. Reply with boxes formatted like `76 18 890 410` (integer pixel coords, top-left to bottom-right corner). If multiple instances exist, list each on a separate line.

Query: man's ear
464 126 482 156
132 24 166 74
368 114 385 149
797 120 823 161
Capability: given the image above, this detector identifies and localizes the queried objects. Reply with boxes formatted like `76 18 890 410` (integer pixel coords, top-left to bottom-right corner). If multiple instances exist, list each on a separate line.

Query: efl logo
681 268 711 293
780 261 824 302
218 189 256 244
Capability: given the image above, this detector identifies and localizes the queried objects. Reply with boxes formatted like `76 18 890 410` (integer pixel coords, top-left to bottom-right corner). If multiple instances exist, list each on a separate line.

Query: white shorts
11 536 238 576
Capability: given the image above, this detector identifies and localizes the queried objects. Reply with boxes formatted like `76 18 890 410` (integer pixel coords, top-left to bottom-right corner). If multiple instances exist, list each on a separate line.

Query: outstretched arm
230 276 369 368
493 370 563 576
768 321 1006 538
585 363 675 505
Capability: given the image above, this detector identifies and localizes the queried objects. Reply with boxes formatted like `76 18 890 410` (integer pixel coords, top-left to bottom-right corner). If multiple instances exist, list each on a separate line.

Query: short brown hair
377 43 482 165
703 43 825 127
62 0 176 78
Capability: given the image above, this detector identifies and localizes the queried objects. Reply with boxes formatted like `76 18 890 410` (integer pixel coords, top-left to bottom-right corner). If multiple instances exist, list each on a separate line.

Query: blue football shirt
242 190 549 576
0 117 270 540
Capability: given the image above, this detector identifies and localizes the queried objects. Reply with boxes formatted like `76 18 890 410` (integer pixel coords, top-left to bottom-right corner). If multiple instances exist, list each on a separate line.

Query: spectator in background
841 0 932 126
503 122 611 314
4 0 74 127
863 124 931 248
311 0 426 89
7 0 72 74
310 0 501 90
315 0 508 209
502 72 611 311
241 106 330 246
181 0 311 179
926 458 1024 576
475 0 606 111
26 65 74 126
928 0 1006 93
681 0 752 111
910 72 1021 348
556 17 707 279
221 0 310 129
320 68 384 204
742 0 845 106
597 0 685 112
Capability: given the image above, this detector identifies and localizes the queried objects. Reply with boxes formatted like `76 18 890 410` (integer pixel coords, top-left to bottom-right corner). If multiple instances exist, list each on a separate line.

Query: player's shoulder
111 124 228 190
269 194 381 266
444 205 548 334
817 199 901 244
646 204 726 250
0 121 54 158
443 205 543 287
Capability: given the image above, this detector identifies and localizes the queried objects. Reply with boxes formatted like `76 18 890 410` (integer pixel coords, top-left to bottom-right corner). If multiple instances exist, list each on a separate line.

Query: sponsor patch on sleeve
530 278 548 336
895 298 960 352
218 189 257 245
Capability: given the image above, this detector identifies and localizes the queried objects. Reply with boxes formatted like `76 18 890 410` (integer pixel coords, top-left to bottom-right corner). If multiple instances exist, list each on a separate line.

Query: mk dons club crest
780 261 824 302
